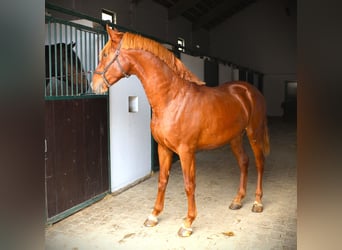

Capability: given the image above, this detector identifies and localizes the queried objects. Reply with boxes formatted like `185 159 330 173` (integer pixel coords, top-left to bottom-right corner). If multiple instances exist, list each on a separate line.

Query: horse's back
218 81 266 112
218 81 262 96
188 80 265 121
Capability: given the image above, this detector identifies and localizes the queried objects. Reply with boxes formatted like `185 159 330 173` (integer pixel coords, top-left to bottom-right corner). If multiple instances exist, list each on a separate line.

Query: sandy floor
46 118 296 249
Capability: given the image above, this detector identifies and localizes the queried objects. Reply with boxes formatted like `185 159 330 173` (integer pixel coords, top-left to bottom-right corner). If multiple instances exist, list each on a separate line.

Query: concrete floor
46 118 296 250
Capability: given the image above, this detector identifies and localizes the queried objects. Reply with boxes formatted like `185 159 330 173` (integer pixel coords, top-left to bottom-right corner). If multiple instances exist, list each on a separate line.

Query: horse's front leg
144 144 173 227
177 150 197 237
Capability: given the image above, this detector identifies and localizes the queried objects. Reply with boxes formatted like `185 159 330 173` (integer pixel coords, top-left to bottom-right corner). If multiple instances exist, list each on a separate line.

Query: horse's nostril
90 81 105 94
90 81 99 93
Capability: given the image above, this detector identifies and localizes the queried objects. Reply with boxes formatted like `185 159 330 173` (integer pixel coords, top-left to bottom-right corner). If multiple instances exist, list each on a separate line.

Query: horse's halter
93 39 130 88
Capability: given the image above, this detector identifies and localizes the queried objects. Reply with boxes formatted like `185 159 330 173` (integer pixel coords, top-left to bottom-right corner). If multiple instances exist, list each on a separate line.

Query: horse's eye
103 53 108 58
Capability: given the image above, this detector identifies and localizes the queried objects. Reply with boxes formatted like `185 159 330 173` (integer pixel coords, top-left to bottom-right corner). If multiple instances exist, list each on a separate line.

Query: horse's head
46 42 88 95
91 25 130 94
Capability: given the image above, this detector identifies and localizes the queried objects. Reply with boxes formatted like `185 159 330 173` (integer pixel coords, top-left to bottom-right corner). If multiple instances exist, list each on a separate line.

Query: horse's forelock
99 40 112 60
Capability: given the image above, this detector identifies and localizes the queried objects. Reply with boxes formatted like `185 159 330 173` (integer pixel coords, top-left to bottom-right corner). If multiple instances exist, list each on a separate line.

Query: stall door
45 97 109 223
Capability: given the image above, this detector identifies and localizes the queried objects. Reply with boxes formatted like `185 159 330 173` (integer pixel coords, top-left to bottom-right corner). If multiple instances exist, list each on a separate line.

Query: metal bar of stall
47 20 52 96
59 23 63 96
45 15 108 98
84 30 88 94
53 22 58 96
69 25 74 96
64 24 68 96
75 26 79 95
96 32 101 87
80 29 84 94
92 32 96 89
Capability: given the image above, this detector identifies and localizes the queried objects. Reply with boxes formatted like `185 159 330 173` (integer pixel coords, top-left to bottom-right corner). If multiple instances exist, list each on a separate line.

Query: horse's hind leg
246 128 266 213
144 144 173 227
229 134 249 210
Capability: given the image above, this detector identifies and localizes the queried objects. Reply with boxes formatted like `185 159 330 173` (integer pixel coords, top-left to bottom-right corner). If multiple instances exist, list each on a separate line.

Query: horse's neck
127 51 187 111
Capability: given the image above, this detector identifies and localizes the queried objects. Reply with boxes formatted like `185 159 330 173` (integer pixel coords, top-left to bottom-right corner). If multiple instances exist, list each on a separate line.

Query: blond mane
121 32 205 86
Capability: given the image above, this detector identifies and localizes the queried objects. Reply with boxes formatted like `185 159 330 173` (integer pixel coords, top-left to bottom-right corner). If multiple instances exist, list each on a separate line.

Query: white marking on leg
147 214 158 223
253 201 263 206
181 223 193 232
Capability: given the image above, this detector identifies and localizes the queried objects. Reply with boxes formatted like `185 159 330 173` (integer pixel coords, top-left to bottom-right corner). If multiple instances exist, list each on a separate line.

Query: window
177 37 185 52
102 9 116 24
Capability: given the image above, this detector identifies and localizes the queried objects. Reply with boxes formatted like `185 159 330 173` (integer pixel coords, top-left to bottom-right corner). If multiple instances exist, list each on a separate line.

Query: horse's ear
66 42 76 50
106 24 123 44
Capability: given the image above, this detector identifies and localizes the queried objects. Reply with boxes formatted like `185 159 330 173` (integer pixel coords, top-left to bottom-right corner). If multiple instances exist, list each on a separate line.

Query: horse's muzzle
90 80 108 94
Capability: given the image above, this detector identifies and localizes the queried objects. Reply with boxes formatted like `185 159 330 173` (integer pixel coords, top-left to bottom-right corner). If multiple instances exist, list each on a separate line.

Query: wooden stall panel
45 97 109 219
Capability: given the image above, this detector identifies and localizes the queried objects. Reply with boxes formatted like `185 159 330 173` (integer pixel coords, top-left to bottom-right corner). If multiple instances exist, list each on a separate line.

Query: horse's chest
151 120 172 139
150 115 184 147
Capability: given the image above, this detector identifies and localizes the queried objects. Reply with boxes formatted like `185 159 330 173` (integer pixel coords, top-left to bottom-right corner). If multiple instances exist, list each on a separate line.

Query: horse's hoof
251 201 263 213
143 214 158 227
177 224 193 237
229 202 242 210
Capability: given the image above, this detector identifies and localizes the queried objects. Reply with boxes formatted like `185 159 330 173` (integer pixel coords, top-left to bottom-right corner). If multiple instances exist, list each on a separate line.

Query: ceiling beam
193 0 255 30
168 0 201 20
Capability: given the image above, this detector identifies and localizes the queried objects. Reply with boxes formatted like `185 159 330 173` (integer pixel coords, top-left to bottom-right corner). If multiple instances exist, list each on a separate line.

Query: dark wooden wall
45 97 109 219
204 59 219 87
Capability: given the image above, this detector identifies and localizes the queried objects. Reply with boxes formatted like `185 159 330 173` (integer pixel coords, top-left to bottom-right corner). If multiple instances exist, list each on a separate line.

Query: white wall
109 76 151 192
210 0 296 116
180 53 205 81
233 68 240 81
218 63 233 84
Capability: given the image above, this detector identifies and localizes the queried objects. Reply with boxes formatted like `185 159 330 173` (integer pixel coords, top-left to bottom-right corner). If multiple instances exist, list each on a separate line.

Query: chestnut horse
91 26 270 237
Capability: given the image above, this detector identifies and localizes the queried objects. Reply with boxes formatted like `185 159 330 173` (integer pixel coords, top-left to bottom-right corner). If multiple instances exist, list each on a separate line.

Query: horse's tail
245 83 270 157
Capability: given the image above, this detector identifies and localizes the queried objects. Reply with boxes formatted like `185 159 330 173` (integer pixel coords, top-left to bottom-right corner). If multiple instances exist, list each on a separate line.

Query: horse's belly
196 116 246 149
152 121 244 152
197 129 240 149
